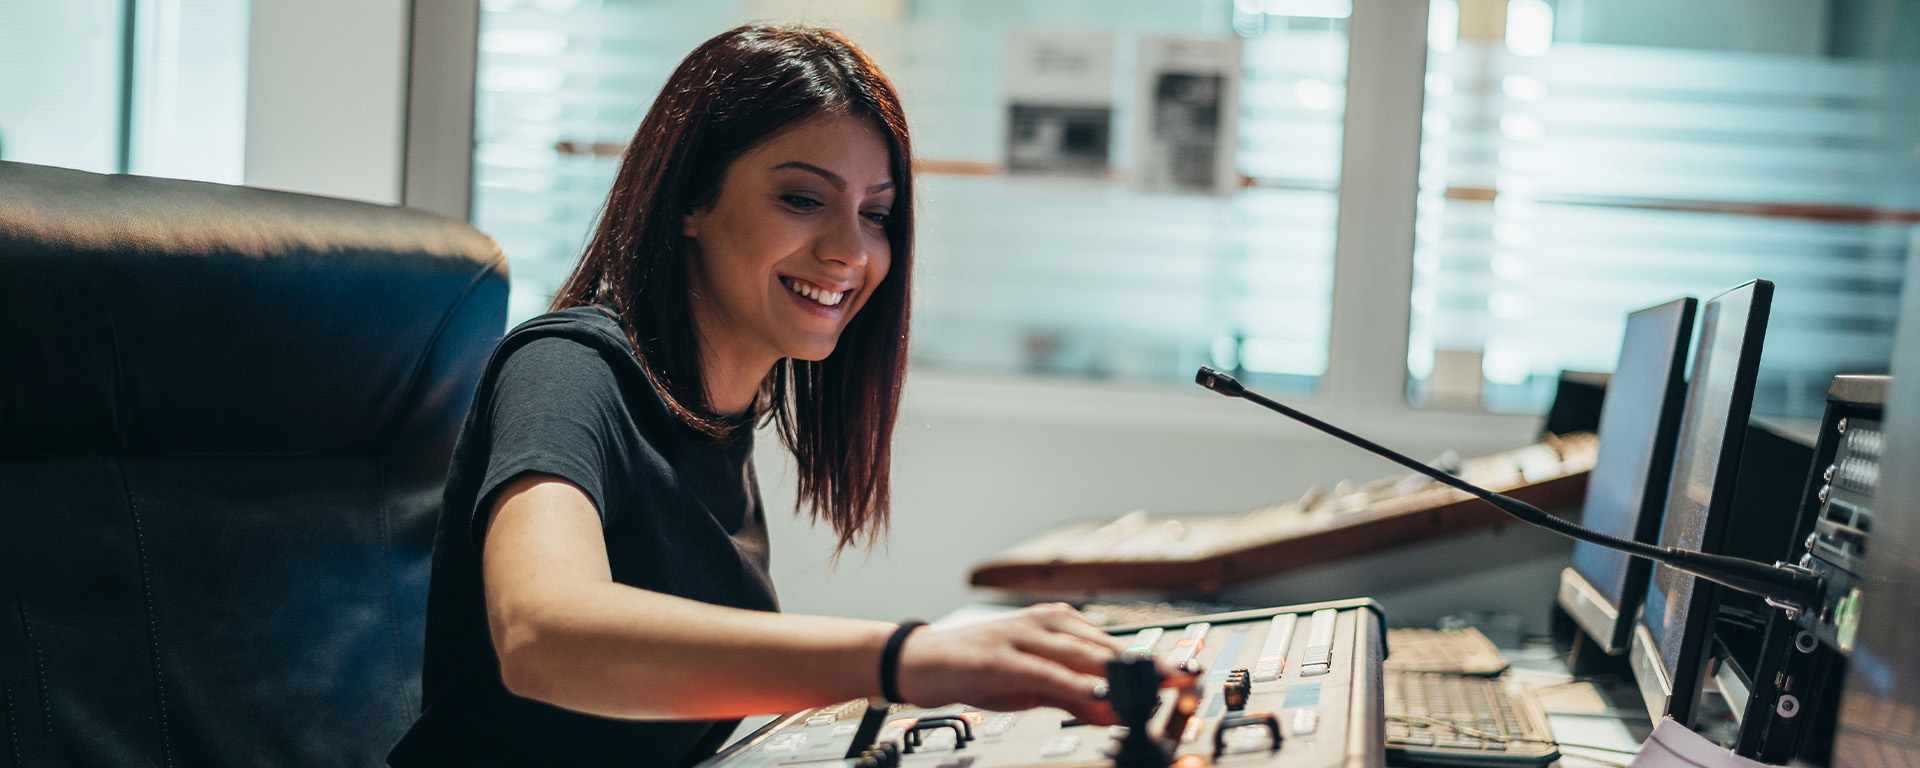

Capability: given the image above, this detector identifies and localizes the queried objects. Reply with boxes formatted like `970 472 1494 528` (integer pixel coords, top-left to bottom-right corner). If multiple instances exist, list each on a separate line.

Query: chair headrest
0 161 510 458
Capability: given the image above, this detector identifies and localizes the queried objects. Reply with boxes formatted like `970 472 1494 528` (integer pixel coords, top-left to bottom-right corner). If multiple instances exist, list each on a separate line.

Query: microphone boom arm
1194 367 1821 613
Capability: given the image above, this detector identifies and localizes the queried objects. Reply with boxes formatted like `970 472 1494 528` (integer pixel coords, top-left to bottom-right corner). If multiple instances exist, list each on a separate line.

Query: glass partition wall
473 0 1349 392
474 0 1913 417
1408 0 1914 417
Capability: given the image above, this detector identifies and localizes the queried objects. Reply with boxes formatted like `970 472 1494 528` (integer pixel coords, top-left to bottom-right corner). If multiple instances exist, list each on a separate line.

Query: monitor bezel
1559 296 1697 656
1633 279 1774 726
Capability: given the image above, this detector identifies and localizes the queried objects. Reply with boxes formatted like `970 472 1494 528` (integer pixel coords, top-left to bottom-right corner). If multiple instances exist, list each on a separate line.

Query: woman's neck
686 304 777 416
699 347 774 416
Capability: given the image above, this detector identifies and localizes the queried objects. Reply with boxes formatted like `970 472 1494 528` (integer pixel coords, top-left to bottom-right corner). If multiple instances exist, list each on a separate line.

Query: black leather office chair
0 161 508 766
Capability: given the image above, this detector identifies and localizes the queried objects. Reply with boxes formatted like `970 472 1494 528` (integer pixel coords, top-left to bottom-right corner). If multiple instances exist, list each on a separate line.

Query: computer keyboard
1384 627 1511 676
1385 671 1559 765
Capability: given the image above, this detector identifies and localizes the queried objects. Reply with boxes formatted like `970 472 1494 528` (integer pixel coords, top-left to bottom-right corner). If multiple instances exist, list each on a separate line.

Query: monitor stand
1551 603 1633 679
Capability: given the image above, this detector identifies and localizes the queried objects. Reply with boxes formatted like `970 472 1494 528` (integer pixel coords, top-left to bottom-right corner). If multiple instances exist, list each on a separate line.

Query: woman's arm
483 473 1141 723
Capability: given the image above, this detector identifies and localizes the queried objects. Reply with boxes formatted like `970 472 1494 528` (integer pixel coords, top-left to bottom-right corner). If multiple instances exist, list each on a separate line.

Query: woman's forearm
495 581 896 719
483 475 898 720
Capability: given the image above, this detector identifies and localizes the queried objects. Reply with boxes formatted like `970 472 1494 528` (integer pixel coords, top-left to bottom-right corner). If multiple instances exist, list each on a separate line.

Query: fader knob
853 742 901 768
1223 668 1251 711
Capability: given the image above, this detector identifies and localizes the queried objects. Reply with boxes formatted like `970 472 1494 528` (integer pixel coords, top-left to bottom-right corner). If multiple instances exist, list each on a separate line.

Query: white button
1292 708 1320 735
1043 735 1081 757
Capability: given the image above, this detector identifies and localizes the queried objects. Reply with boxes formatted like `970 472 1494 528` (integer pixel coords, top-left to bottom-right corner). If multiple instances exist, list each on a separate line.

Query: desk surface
1500 644 1653 767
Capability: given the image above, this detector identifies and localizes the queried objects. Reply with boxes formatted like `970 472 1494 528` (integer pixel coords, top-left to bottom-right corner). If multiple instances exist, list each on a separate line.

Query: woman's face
683 112 896 368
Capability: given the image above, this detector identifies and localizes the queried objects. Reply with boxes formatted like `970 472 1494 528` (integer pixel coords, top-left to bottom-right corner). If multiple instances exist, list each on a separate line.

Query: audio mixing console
703 599 1385 767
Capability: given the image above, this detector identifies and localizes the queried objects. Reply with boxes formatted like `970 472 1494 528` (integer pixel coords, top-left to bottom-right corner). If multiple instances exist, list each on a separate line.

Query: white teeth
785 278 846 308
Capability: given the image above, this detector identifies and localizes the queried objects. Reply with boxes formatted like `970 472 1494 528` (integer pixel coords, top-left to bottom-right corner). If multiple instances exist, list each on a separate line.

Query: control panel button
1290 708 1320 735
1125 627 1165 656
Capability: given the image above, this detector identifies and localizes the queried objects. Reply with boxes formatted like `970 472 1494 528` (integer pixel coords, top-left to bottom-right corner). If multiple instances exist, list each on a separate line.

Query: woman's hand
893 603 1195 725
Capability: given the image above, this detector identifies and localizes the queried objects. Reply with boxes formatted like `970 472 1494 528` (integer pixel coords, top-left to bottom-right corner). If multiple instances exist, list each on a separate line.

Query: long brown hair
551 24 912 551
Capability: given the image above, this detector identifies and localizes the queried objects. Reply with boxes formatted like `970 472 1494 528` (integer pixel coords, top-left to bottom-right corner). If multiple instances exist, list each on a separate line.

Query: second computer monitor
1631 279 1775 726
1559 297 1696 656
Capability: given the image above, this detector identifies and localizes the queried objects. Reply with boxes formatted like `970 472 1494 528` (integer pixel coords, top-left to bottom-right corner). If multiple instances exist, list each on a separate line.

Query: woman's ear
681 207 706 239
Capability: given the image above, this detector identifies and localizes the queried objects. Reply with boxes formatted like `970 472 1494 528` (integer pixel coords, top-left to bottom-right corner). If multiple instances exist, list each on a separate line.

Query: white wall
0 0 125 173
244 0 410 204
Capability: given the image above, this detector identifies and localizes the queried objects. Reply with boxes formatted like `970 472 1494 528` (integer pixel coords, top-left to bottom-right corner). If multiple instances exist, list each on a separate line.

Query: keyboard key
1385 671 1557 765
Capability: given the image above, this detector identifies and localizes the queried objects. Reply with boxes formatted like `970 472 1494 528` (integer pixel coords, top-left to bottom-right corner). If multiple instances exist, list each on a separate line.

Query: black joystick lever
1107 653 1172 768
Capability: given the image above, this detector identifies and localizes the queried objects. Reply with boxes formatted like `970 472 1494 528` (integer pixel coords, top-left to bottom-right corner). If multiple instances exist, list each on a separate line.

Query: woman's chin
783 341 839 363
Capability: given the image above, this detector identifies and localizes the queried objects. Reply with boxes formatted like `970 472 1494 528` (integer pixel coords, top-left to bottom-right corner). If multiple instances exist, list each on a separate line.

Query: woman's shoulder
501 304 628 353
488 305 661 413
490 305 640 373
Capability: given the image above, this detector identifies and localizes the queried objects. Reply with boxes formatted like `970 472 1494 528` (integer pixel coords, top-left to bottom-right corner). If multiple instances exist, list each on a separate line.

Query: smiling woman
681 118 899 415
389 24 1184 767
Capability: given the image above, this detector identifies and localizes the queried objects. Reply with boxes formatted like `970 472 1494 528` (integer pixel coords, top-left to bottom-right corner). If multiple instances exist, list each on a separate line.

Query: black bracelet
879 620 926 704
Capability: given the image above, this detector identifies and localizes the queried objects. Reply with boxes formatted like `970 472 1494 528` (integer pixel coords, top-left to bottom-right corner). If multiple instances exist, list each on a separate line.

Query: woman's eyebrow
773 161 895 194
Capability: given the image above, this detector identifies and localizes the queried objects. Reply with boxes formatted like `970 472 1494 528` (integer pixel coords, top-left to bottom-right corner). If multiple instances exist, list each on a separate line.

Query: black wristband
879 620 926 704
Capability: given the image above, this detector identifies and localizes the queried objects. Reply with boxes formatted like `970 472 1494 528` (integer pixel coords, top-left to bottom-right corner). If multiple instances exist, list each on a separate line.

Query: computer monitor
1630 279 1774 726
1558 297 1696 656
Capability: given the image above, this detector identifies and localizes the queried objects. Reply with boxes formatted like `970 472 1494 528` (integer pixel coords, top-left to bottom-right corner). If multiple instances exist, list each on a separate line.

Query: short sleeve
473 336 626 536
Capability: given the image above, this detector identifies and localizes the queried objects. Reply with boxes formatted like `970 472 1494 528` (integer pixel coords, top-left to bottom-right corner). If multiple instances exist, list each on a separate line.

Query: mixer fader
702 598 1386 767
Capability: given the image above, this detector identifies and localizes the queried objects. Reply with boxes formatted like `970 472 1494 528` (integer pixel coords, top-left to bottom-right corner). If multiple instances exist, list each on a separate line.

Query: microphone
1193 366 1823 614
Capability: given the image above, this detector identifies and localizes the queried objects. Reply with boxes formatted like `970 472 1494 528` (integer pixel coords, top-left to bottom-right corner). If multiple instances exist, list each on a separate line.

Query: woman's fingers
997 651 1119 725
1030 604 1129 653
1011 630 1115 678
1020 603 1204 692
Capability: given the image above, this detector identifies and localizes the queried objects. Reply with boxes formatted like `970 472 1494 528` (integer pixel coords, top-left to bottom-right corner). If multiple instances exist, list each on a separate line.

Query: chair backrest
0 161 508 766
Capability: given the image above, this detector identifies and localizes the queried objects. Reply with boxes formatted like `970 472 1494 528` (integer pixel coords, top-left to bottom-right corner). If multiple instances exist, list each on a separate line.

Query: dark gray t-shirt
391 306 778 767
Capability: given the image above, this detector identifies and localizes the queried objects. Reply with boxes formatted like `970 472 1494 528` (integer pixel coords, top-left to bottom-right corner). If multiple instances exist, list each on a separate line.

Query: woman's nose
817 213 871 269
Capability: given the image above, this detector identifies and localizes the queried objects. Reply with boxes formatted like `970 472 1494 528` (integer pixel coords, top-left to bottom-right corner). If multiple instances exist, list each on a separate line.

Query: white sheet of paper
1631 716 1768 767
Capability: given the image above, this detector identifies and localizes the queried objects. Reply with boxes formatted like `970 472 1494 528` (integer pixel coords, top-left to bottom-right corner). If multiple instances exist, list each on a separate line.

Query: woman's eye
862 211 890 226
780 194 823 211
